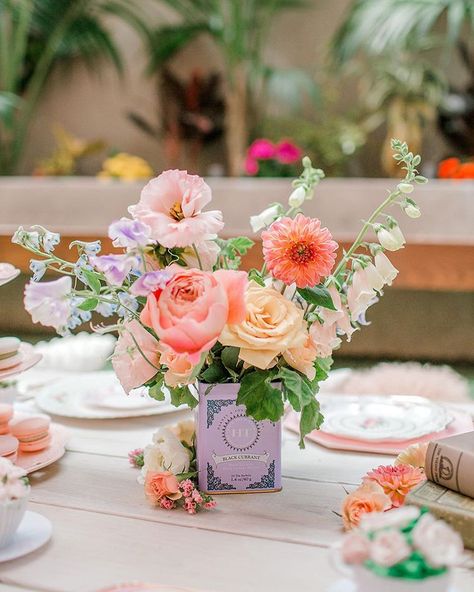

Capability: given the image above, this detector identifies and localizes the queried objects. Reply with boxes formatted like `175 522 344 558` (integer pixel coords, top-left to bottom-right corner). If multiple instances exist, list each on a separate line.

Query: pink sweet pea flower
24 276 72 331
247 139 276 160
112 319 161 393
128 170 224 248
275 140 302 164
140 269 247 362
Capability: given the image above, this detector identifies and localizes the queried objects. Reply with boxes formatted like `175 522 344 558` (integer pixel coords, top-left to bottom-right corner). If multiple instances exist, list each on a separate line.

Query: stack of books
407 431 474 549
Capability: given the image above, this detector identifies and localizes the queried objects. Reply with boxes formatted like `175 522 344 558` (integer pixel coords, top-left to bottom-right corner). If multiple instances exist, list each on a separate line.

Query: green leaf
278 367 314 410
200 361 227 384
248 268 265 286
314 357 333 383
297 285 336 310
221 346 240 373
228 236 255 255
169 385 198 409
236 370 284 422
148 378 165 402
77 297 99 311
81 269 102 294
299 399 324 449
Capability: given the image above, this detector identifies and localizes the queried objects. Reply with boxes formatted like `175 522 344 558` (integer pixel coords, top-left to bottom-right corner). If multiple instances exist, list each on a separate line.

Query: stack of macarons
0 404 51 462
0 337 23 372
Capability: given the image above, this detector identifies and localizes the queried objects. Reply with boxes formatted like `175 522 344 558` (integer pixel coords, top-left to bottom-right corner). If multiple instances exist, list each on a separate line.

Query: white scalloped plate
0 511 52 562
34 371 185 419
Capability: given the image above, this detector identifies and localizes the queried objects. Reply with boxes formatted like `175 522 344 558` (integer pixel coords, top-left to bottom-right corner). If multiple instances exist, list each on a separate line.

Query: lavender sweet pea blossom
108 217 150 248
90 254 136 286
24 276 72 331
130 270 172 296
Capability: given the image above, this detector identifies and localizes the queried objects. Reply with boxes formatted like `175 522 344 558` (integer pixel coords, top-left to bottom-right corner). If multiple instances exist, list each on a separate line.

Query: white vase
0 493 29 548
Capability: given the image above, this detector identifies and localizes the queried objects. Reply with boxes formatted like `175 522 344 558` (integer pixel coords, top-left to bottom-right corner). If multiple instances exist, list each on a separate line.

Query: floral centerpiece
13 139 425 495
339 507 464 592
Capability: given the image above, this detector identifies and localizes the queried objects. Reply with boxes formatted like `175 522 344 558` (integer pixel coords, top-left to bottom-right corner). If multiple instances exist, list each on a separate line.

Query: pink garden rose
112 319 160 393
145 470 182 504
129 170 224 248
140 268 247 362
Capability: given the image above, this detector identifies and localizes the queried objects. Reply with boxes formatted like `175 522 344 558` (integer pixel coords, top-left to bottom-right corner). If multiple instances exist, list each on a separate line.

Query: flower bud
376 226 406 251
403 203 421 218
397 183 414 194
250 204 281 232
288 186 306 208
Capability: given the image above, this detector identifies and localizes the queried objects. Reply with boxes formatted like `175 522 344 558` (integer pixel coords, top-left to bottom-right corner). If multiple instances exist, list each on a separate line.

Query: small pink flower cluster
179 479 216 514
245 138 302 175
128 448 144 468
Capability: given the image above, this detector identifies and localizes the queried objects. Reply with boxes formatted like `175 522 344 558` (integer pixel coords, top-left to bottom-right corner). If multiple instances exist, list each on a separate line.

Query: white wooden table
1 403 473 592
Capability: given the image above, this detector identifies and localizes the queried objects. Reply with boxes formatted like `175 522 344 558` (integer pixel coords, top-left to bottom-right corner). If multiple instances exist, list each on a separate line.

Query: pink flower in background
363 464 425 508
245 155 259 176
262 214 338 288
370 529 411 567
161 348 195 387
412 513 464 568
112 319 160 393
24 276 72 331
342 481 391 530
275 140 302 164
145 470 182 504
140 268 247 362
248 139 276 160
341 531 370 564
129 169 224 248
128 448 144 468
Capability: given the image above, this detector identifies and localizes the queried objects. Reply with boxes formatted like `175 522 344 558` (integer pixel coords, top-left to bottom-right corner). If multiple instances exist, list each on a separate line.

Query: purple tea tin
196 382 282 494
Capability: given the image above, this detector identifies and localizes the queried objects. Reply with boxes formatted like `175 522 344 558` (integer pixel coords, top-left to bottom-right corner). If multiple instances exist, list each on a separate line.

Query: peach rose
112 320 160 393
342 482 391 530
160 347 195 387
140 268 247 363
219 282 306 370
283 332 318 380
145 470 182 504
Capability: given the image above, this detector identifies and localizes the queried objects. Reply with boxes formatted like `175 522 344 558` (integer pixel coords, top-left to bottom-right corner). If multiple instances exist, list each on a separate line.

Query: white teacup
0 493 29 548
330 544 451 592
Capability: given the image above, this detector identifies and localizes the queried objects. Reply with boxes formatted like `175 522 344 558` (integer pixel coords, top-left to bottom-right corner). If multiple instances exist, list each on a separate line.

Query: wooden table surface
1 397 474 592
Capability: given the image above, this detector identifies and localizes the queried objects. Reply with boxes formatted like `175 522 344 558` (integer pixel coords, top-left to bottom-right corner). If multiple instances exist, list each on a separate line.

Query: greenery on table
0 0 151 175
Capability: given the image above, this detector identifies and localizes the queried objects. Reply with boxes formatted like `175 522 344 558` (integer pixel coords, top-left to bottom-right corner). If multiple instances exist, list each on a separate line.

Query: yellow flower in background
98 152 153 180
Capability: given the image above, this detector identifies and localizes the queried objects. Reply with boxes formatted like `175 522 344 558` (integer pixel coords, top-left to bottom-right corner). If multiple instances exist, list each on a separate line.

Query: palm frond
332 0 474 65
147 24 209 72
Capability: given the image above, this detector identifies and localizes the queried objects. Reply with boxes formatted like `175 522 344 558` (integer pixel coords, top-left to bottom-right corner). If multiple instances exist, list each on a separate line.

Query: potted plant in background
332 0 474 174
12 139 426 499
0 0 153 175
145 0 316 176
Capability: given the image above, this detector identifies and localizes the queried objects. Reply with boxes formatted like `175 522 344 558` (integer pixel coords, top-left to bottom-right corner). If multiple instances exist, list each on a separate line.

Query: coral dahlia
363 464 425 508
261 214 338 288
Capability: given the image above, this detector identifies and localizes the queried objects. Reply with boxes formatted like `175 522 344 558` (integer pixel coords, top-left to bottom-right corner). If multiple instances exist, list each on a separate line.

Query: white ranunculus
141 428 191 480
376 226 406 251
288 186 306 208
250 204 281 232
374 252 398 286
412 513 464 568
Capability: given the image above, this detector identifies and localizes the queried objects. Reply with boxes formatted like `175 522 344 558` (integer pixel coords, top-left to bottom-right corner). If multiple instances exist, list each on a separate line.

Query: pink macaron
0 404 13 435
9 416 51 453
0 435 19 462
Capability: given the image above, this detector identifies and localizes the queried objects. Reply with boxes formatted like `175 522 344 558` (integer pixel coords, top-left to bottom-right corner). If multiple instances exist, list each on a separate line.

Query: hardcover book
425 431 474 499
407 480 474 549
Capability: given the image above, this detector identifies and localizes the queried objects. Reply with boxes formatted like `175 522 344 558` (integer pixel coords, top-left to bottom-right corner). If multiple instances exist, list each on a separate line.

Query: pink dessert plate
15 423 69 474
0 343 42 381
285 408 472 454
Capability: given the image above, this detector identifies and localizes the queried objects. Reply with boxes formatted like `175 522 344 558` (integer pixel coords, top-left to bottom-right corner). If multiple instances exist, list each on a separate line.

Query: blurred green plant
332 0 474 173
0 0 151 175
147 0 316 176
